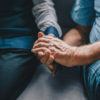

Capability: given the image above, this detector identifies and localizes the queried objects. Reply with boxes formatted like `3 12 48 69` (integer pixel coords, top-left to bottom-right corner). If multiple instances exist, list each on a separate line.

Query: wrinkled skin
32 32 76 67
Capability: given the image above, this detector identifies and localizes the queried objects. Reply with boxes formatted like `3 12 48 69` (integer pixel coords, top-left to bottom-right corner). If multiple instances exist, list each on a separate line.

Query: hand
32 32 57 74
32 36 77 67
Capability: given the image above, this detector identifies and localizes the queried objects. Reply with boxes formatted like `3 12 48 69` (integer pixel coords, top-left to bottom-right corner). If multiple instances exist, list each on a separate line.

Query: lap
0 49 39 100
83 60 100 100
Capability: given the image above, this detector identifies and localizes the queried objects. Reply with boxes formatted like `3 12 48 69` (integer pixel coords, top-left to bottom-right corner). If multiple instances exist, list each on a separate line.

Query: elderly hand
32 35 77 67
32 32 57 74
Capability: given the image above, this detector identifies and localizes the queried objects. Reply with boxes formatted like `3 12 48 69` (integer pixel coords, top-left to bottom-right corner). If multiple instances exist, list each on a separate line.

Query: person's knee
93 70 100 99
85 62 100 99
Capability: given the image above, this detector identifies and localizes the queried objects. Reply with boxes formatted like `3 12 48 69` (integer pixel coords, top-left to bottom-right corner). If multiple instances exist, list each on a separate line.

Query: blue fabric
90 0 100 43
83 60 100 100
0 0 36 36
71 0 100 44
0 49 39 100
71 0 95 26
72 0 100 99
44 26 59 38
0 0 38 49
0 36 37 50
0 0 60 49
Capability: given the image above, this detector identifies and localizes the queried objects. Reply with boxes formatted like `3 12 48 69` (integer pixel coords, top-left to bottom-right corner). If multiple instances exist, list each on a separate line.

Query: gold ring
38 44 42 47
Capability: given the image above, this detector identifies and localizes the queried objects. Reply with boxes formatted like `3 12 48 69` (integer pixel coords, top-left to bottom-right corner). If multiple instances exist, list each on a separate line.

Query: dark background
53 0 76 34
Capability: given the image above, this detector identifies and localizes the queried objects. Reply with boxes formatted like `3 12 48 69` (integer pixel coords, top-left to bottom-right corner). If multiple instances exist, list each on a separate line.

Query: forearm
71 42 100 66
63 26 91 46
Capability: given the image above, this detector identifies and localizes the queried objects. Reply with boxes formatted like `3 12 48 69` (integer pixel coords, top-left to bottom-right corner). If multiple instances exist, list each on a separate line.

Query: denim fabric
0 36 37 50
71 0 95 26
0 0 61 49
72 0 100 100
0 49 39 100
83 60 100 100
90 0 100 43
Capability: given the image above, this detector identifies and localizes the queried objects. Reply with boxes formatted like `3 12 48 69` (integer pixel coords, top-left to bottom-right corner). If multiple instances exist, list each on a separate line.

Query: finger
48 64 55 72
35 36 61 46
34 32 44 46
38 51 45 58
33 39 61 49
43 35 54 39
38 32 45 38
35 37 50 44
37 35 57 42
31 47 51 54
40 51 50 64
49 47 61 54
48 64 57 76
33 42 49 49
46 55 54 65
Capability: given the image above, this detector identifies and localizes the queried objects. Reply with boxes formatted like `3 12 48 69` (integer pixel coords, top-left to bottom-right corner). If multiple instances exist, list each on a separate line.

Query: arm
62 0 100 66
32 0 62 37
53 41 100 67
63 25 91 46
69 42 100 66
63 0 94 46
32 36 100 67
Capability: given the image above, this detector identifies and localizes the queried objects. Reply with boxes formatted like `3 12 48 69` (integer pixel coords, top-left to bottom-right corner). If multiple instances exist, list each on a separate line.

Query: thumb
48 63 57 77
38 32 45 38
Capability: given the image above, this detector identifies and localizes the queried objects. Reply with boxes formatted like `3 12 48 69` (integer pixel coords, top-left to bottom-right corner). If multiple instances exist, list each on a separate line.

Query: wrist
72 46 93 65
69 47 78 66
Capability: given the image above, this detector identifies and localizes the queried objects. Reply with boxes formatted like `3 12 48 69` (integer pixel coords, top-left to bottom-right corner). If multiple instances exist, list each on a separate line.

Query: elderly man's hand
31 32 57 74
32 35 77 67
33 35 100 67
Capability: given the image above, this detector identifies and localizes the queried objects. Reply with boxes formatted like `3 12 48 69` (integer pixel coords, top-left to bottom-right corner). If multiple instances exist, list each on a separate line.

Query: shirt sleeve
89 0 100 43
71 0 95 26
32 0 62 37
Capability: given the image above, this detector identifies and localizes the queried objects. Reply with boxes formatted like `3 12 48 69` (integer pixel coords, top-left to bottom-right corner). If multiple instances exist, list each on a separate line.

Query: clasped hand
31 32 76 73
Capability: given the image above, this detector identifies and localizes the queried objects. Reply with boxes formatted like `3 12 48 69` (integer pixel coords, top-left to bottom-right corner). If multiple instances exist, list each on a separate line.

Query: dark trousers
0 49 39 100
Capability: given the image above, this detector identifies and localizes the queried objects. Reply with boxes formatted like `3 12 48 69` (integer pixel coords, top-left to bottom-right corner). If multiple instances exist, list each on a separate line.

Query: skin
63 25 91 46
33 32 56 73
32 25 100 68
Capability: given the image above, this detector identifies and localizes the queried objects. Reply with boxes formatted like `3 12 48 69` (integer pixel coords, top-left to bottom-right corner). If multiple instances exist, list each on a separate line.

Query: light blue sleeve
71 0 95 26
89 0 100 43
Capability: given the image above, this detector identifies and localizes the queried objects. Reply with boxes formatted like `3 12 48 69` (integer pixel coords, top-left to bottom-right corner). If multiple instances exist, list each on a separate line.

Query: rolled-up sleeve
71 0 95 26
32 0 62 37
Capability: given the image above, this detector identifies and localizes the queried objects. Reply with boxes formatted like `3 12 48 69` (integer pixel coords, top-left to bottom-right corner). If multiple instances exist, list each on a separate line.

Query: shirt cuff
44 26 59 38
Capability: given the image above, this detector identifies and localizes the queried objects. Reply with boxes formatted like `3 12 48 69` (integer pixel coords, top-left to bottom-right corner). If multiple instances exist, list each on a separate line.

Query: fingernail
38 32 44 38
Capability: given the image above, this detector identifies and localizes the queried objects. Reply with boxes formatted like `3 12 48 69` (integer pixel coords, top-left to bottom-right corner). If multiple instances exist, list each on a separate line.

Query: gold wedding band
38 44 42 47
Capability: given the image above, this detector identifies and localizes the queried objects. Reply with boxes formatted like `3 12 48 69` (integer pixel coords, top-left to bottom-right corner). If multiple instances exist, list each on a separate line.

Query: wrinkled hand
32 35 77 67
31 32 57 74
